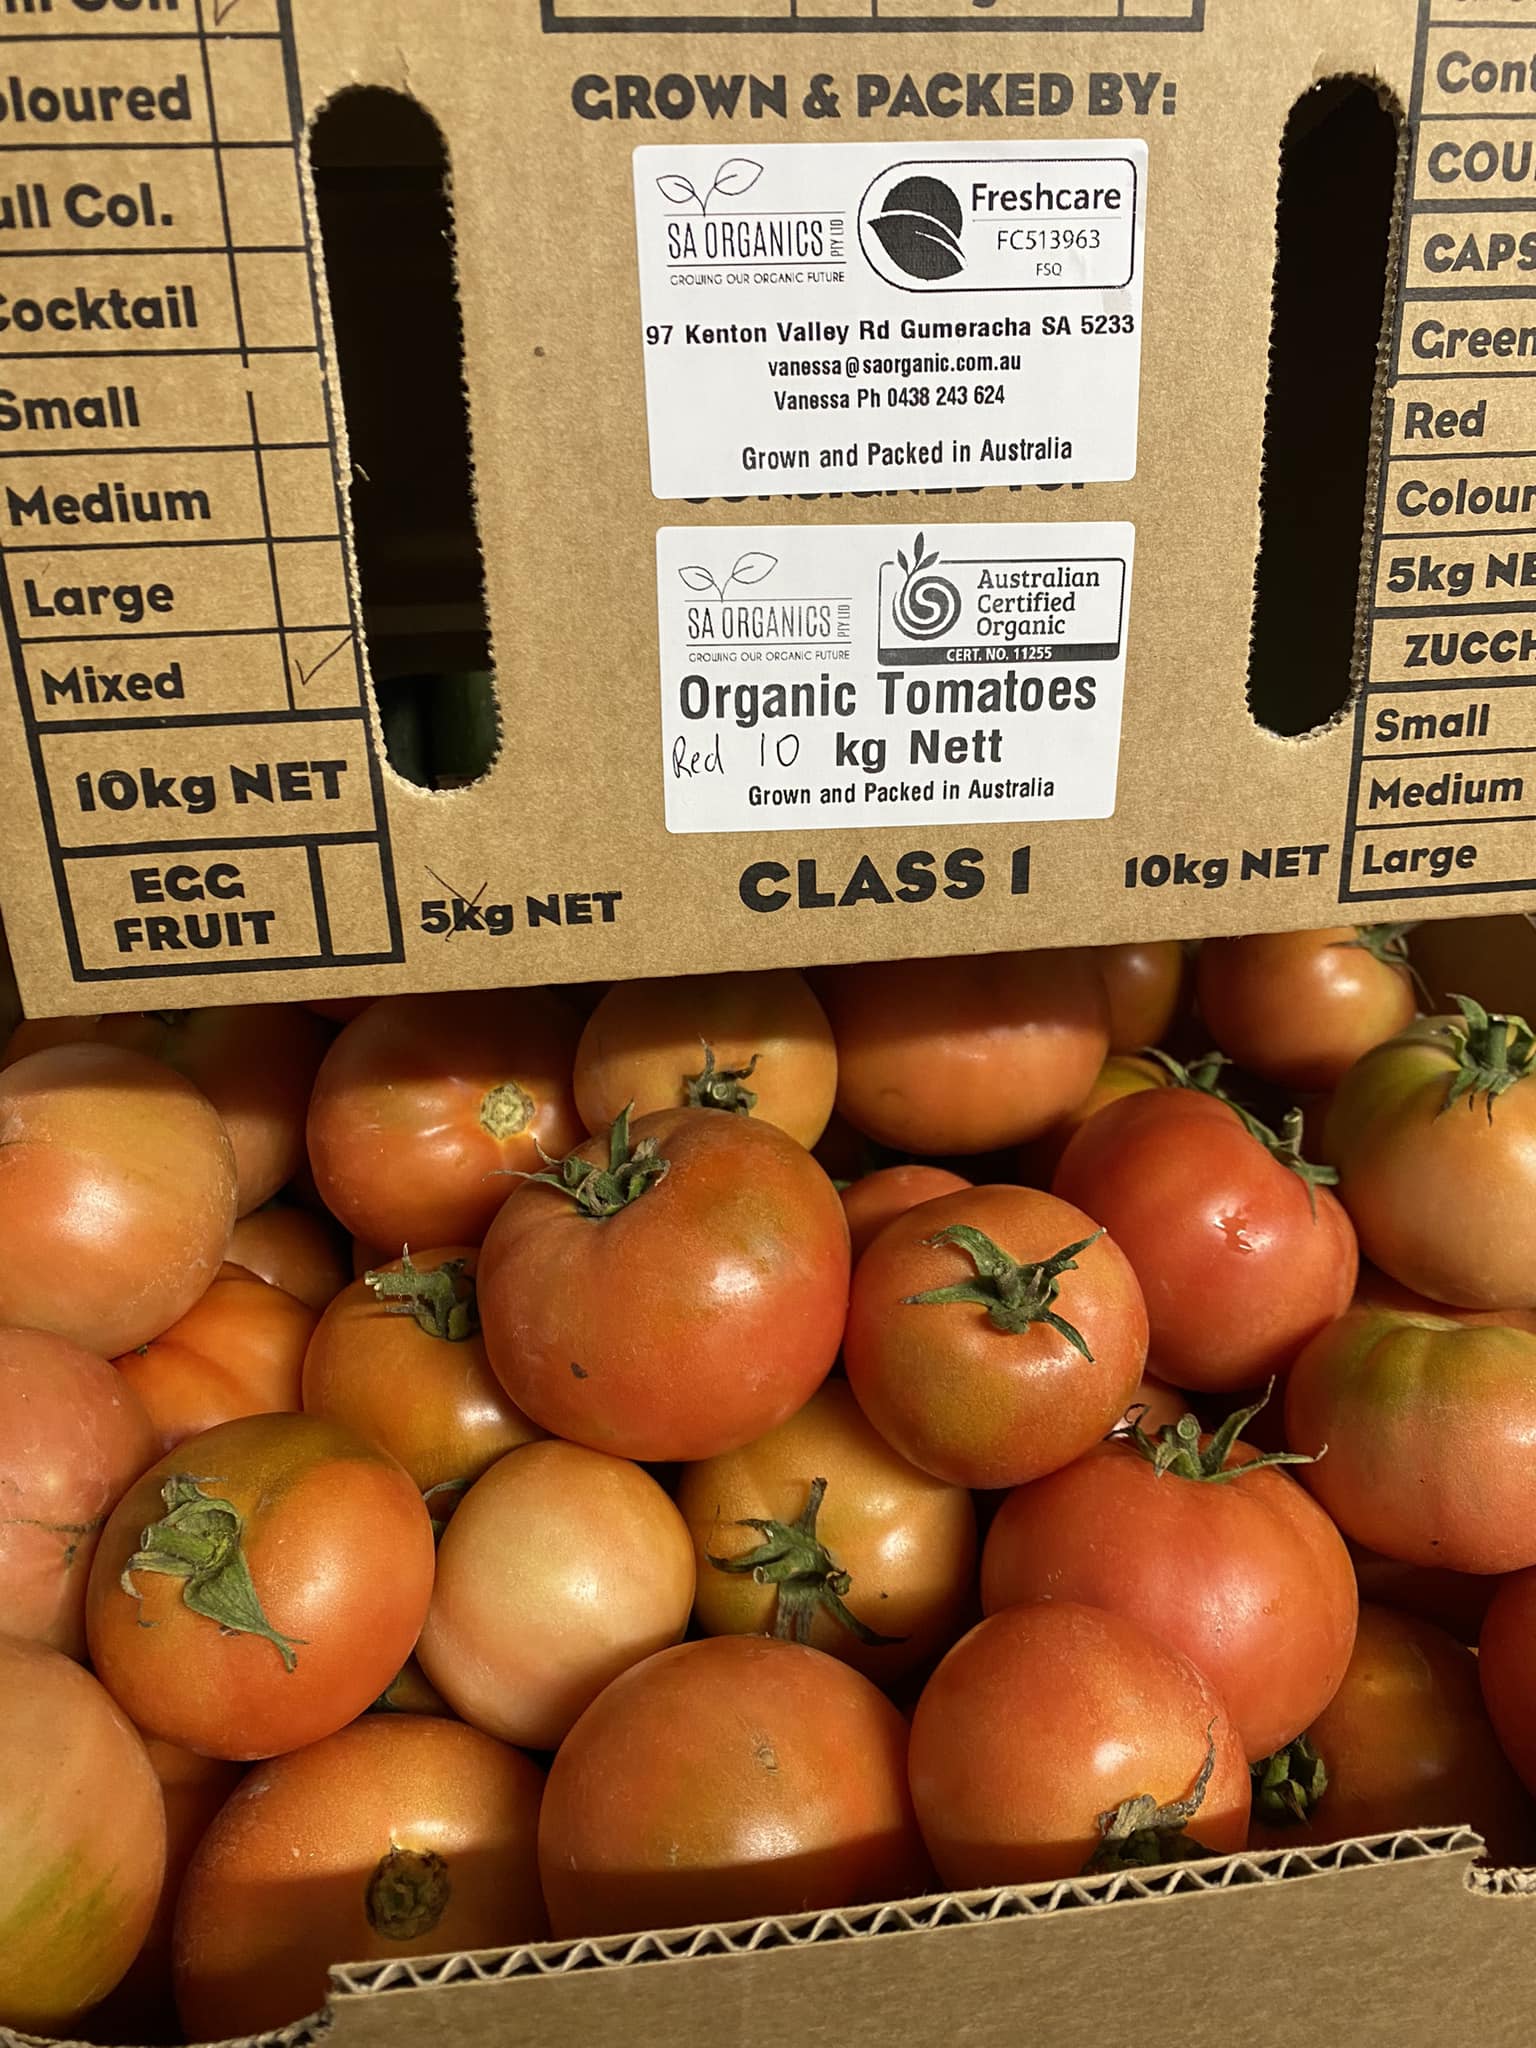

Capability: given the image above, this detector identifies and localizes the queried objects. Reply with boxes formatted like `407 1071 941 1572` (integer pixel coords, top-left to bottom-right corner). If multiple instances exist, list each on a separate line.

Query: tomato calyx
1250 1734 1329 1829
365 1844 451 1940
684 1041 761 1117
1440 994 1536 1121
707 1476 905 1649
119 1473 308 1671
480 1079 535 1141
1109 1382 1321 1486
525 1104 670 1219
904 1223 1101 1359
1144 1050 1339 1214
365 1251 480 1342
1082 1728 1218 1875
1340 923 1428 1001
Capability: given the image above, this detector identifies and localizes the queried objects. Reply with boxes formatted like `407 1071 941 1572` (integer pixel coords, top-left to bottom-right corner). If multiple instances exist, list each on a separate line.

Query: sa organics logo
866 177 965 282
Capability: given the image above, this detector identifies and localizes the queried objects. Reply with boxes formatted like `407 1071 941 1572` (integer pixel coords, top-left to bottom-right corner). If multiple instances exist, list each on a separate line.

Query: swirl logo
893 533 960 641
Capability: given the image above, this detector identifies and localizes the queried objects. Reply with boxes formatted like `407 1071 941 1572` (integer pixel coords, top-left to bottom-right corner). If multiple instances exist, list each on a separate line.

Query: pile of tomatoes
6 925 1536 2045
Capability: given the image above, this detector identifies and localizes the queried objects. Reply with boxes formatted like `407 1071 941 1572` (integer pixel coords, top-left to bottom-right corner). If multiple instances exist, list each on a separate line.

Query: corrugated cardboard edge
6 1828 1521 2048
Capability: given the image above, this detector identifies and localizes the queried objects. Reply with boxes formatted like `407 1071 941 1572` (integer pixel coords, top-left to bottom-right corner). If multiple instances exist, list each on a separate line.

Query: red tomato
1197 927 1417 1093
89 1741 244 2044
1020 1053 1168 1183
478 1107 849 1461
1354 1261 1536 1336
174 1716 545 2039
0 1043 237 1356
1327 1000 1536 1308
417 1439 695 1748
303 1248 543 1498
116 1263 316 1454
538 1637 929 1938
981 1398 1358 1761
840 1164 971 1265
677 1380 978 1682
1480 1568 1536 1796
227 1200 350 1313
0 1326 158 1659
1054 1077 1357 1391
87 1413 436 1760
908 1602 1250 1888
819 950 1109 1154
306 990 584 1248
575 969 837 1149
1097 940 1185 1053
1348 1544 1501 1646
1287 1309 1536 1573
843 1184 1147 1489
0 1636 166 2035
1252 1605 1535 1863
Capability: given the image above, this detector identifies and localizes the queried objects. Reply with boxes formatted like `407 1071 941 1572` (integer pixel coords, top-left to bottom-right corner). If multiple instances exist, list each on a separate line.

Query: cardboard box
0 0 1533 1015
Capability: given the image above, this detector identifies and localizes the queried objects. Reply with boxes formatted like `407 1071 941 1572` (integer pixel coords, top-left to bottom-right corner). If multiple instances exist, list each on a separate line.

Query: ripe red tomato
677 1379 977 1682
1287 1309 1536 1573
1196 927 1417 1093
0 1043 237 1356
0 1326 158 1659
1354 1261 1536 1335
1097 940 1185 1053
1252 1604 1534 1863
89 1741 244 2043
302 1248 543 1499
1348 1543 1501 1646
116 1263 316 1454
478 1107 849 1461
1479 1568 1536 1796
174 1716 545 2040
843 1184 1147 1489
980 1397 1358 1761
538 1637 929 1938
227 1200 350 1313
87 1413 436 1760
1021 1053 1168 1182
1054 1075 1357 1391
575 968 837 1149
416 1439 695 1748
1327 999 1536 1308
819 949 1109 1154
306 990 584 1248
0 1636 167 2035
908 1602 1250 1888
840 1163 971 1265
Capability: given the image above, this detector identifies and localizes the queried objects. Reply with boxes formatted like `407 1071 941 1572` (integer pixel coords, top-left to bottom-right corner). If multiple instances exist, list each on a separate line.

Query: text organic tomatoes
575 968 837 1149
175 1717 545 2040
539 1637 930 1939
819 949 1109 1154
0 1637 166 2036
87 1413 436 1760
981 1397 1358 1762
1287 1309 1536 1574
0 1326 158 1659
908 1603 1250 1889
1327 999 1536 1308
0 1043 237 1356
416 1439 696 1748
678 1379 977 1682
479 1107 850 1461
843 1184 1147 1489
307 989 584 1248
1054 1066 1357 1392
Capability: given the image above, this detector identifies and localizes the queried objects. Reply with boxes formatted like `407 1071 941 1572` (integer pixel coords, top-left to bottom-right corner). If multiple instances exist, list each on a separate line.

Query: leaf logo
892 532 961 641
656 158 763 217
869 177 965 282
678 552 778 600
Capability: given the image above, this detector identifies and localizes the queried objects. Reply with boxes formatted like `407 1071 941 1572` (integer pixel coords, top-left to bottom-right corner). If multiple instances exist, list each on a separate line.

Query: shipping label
633 141 1146 499
657 520 1133 833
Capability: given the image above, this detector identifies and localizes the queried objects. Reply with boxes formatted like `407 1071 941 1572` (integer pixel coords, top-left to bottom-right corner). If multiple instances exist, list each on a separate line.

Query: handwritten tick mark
212 0 245 24
289 632 354 693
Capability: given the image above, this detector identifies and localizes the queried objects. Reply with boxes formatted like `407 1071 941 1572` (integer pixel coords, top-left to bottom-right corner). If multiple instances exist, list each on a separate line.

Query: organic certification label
658 521 1134 833
633 141 1146 500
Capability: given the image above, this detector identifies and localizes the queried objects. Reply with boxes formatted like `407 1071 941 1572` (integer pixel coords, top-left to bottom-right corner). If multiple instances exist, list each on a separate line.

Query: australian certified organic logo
878 532 1127 667
890 532 962 639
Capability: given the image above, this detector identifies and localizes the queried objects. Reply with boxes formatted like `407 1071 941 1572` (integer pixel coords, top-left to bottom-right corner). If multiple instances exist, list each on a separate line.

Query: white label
658 520 1134 833
633 141 1146 500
